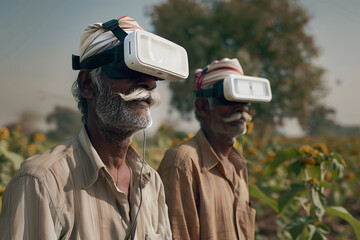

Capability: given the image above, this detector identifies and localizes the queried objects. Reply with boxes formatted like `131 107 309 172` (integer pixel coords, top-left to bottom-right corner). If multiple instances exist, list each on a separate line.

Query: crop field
1 125 359 239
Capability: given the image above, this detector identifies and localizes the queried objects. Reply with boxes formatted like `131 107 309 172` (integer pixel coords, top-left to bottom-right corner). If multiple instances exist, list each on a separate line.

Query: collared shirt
158 130 256 240
0 127 171 240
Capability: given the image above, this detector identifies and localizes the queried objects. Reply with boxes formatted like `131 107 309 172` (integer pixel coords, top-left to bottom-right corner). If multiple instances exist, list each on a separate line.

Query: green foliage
246 140 359 239
278 183 305 214
151 0 326 131
264 148 302 176
0 127 49 188
250 184 278 212
1 122 359 239
0 140 24 187
326 206 360 240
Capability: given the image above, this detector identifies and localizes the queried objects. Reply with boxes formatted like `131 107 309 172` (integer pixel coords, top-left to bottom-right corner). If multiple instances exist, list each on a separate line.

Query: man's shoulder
158 137 200 171
11 135 81 184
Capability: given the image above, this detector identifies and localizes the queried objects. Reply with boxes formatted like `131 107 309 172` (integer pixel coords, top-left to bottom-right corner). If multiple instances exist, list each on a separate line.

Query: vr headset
196 74 272 104
72 19 189 82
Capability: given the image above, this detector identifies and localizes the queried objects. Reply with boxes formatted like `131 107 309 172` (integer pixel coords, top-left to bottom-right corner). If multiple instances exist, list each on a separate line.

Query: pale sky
1 0 359 136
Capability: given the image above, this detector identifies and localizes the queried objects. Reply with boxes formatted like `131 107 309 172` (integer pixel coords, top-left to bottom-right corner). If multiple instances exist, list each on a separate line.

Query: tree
46 106 82 141
308 105 360 136
150 0 326 134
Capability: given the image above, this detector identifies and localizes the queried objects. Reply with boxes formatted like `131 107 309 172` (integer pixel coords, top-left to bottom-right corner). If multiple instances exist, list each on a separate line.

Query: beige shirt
158 130 256 240
0 127 171 240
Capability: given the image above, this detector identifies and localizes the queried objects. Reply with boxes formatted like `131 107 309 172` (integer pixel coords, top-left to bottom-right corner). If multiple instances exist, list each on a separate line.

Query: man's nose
136 77 157 90
233 102 249 112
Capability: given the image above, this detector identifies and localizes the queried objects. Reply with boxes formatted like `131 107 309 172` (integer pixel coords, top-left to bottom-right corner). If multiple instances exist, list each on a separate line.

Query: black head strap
195 80 224 98
102 19 128 42
72 19 128 70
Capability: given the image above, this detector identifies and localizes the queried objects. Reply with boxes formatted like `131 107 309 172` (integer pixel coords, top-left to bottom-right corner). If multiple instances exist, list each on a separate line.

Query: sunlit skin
77 70 157 197
196 98 249 177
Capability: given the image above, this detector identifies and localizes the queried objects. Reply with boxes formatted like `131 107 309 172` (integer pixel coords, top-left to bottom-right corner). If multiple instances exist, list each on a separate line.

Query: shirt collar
78 126 151 189
195 129 247 173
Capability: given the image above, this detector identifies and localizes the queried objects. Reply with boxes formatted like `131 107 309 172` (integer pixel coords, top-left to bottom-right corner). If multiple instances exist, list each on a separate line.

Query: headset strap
195 80 223 98
72 19 128 70
102 19 128 42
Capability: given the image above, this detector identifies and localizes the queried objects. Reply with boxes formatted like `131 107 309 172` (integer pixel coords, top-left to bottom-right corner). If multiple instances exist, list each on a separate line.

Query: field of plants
0 124 359 239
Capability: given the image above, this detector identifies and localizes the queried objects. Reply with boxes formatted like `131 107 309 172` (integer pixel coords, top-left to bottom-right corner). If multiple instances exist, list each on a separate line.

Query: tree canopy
150 0 326 132
46 106 82 141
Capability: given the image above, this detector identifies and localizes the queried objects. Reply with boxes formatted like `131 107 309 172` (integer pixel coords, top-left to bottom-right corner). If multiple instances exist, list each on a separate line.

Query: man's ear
195 98 210 119
78 71 94 99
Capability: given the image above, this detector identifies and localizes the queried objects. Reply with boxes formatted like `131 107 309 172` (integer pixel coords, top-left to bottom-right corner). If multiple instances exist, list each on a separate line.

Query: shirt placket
101 169 132 226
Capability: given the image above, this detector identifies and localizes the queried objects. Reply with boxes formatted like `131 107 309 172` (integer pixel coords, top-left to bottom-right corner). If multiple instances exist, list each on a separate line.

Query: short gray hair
72 41 119 124
72 68 103 124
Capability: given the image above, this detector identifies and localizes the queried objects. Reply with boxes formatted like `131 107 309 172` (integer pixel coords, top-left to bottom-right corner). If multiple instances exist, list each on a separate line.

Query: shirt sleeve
158 160 200 240
0 175 61 240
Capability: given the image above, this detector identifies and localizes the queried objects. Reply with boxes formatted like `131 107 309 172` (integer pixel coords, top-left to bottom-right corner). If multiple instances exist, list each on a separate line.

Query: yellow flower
250 177 258 184
0 127 10 140
308 178 320 185
246 121 254 135
33 133 46 143
266 151 276 162
299 145 319 157
171 138 181 147
345 171 355 181
130 141 138 149
246 147 257 156
159 123 168 131
233 138 239 149
15 125 22 132
324 171 332 181
26 144 37 154
313 143 329 155
251 166 264 175
0 187 5 196
300 158 316 167
314 220 322 226
187 133 194 138
181 133 195 144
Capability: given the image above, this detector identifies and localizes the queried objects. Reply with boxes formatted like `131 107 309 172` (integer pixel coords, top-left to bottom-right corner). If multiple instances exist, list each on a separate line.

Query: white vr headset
196 74 272 103
72 19 189 82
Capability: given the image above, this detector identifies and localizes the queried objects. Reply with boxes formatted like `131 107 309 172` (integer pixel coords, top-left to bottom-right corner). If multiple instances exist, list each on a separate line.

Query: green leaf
288 222 306 239
250 184 278 213
330 158 345 181
330 152 345 166
307 224 328 240
291 160 302 176
0 147 24 170
309 165 321 180
326 206 360 239
311 187 326 221
264 148 302 176
278 183 306 213
319 181 333 189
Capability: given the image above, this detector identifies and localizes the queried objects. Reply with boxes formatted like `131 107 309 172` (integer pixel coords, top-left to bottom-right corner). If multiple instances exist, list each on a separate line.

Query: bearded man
0 16 185 239
158 58 271 240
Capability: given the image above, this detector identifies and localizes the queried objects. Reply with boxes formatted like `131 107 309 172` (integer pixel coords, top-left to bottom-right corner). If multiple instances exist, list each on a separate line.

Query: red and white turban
79 16 143 62
194 58 245 90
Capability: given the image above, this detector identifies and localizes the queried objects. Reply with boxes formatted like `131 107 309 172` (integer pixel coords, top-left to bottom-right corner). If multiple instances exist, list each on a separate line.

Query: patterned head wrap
79 16 143 62
194 58 244 90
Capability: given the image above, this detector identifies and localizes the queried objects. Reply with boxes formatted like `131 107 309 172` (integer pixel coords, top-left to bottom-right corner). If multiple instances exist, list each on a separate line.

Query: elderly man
0 16 188 239
158 58 271 240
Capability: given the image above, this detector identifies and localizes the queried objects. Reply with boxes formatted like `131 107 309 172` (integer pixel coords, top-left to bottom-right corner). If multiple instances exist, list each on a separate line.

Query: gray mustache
117 88 161 107
222 112 252 122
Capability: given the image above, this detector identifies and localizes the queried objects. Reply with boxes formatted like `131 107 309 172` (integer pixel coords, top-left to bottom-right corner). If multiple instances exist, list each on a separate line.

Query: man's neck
85 123 132 197
201 127 234 162
85 123 130 168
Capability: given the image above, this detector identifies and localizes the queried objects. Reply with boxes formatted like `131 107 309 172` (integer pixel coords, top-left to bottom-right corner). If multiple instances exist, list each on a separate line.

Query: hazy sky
1 0 359 136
